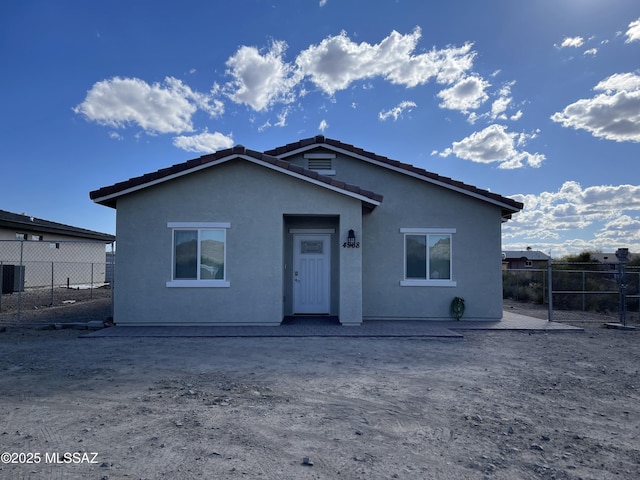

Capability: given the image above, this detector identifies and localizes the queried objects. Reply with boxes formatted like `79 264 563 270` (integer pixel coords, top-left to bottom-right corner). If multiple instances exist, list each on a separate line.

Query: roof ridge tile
90 137 520 214
266 136 522 212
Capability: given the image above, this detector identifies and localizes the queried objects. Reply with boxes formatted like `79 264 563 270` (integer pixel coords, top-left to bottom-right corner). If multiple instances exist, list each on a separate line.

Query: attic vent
308 158 333 170
304 153 336 175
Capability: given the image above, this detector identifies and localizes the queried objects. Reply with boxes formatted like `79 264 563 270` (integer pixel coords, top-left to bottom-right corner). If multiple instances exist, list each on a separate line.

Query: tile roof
0 209 115 242
90 136 523 218
502 250 551 261
265 135 523 217
90 146 383 208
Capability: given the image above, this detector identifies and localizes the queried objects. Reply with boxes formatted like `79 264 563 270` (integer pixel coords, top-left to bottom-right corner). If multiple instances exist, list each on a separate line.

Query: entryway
293 234 331 314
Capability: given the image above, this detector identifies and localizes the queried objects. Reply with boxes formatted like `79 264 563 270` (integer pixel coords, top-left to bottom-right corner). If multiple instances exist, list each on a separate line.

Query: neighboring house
591 251 639 270
502 250 551 270
90 136 523 326
0 209 115 289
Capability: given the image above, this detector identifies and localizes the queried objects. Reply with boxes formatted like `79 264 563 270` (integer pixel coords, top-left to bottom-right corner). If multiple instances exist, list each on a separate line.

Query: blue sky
1 0 639 257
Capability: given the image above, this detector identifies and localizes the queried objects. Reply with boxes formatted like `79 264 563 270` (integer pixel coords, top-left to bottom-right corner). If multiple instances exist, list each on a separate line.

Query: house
0 209 115 289
90 136 523 326
588 250 639 273
502 250 551 270
591 251 639 267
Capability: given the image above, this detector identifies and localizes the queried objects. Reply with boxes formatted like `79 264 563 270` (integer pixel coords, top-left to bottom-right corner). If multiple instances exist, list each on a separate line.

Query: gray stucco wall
113 159 363 325
286 149 506 320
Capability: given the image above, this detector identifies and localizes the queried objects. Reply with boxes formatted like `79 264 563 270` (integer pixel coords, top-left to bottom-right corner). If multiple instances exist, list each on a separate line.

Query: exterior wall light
343 229 360 248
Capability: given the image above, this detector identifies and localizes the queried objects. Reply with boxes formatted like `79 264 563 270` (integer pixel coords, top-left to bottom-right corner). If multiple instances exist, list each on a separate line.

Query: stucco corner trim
166 280 231 288
400 280 457 287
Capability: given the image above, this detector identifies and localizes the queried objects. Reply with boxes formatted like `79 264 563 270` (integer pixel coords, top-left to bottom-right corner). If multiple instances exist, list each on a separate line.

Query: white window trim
166 279 230 288
166 222 230 288
400 228 457 287
400 228 456 234
400 279 457 287
168 222 230 229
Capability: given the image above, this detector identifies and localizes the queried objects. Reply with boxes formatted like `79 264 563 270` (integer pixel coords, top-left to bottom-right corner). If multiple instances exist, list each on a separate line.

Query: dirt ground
1 306 639 480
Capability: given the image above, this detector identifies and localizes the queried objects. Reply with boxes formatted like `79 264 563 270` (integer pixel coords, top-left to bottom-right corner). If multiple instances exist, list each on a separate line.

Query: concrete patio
83 310 583 339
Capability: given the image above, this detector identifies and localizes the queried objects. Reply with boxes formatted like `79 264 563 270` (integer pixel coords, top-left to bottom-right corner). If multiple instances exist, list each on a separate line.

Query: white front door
293 234 330 314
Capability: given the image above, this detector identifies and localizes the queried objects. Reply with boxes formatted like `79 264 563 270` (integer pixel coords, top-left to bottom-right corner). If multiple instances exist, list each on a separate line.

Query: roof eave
0 218 115 242
270 137 523 215
91 153 383 210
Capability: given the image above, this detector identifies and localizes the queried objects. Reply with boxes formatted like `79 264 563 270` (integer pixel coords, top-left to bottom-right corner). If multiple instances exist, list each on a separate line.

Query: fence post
110 242 115 320
618 262 627 326
17 240 24 322
582 271 586 311
0 260 3 312
90 262 94 300
50 261 54 306
547 258 553 322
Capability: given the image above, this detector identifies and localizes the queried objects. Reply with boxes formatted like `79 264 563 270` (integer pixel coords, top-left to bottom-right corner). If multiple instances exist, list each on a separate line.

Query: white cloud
461 81 519 123
74 76 223 134
172 131 234 153
295 28 475 95
378 101 417 121
319 119 329 131
491 95 511 119
583 48 598 56
596 215 640 245
503 182 640 254
319 0 328 6
258 107 290 132
625 18 640 43
510 110 523 121
596 72 640 92
438 124 545 169
225 40 300 111
437 75 490 112
551 72 640 142
559 36 584 48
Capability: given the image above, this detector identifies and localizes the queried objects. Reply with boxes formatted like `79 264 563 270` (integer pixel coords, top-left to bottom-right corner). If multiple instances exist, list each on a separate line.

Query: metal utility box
1 265 25 294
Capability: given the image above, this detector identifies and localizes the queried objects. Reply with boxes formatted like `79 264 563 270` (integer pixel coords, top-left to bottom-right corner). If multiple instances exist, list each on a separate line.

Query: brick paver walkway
84 310 582 339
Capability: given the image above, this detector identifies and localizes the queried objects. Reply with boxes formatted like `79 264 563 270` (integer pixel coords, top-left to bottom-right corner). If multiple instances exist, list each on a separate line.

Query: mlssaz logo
45 452 99 464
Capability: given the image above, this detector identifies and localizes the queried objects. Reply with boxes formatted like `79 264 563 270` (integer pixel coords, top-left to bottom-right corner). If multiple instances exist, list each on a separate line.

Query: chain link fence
0 240 114 324
503 262 640 325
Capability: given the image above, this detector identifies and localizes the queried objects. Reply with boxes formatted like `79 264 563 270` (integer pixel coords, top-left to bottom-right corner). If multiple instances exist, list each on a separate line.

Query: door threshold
282 315 340 325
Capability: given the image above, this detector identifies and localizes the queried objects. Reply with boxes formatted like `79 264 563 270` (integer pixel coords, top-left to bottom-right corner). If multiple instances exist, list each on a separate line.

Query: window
166 222 230 287
16 233 27 240
400 228 456 287
31 234 43 241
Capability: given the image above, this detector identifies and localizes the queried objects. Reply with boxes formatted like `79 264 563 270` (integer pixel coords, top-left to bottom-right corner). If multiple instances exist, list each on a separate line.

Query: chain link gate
503 252 639 325
0 240 114 324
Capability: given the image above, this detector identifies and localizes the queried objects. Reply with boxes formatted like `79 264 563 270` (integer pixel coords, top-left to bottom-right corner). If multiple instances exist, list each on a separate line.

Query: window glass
428 235 451 280
406 235 427 279
174 230 198 279
301 240 323 254
200 230 225 279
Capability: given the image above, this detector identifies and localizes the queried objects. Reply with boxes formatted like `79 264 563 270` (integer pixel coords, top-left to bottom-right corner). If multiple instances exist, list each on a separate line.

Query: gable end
265 136 523 218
